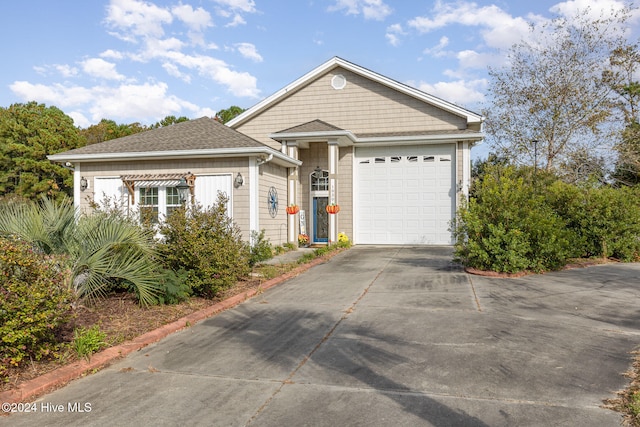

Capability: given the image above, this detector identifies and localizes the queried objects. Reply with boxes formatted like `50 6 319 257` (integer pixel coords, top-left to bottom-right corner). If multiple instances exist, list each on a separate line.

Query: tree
79 118 148 145
609 45 640 185
0 102 84 200
485 7 631 181
215 106 245 124
149 115 190 129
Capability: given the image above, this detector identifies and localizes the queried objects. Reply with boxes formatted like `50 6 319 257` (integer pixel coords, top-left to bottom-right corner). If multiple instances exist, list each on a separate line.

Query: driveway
3 246 639 426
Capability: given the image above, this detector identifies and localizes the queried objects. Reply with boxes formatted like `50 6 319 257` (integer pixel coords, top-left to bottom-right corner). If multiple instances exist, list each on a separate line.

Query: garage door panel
355 145 455 245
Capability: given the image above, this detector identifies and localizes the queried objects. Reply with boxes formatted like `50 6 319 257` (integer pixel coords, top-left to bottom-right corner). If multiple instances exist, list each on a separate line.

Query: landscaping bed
0 260 296 394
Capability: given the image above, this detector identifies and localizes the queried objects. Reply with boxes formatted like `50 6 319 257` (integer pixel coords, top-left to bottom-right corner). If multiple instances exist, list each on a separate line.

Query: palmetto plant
0 197 162 306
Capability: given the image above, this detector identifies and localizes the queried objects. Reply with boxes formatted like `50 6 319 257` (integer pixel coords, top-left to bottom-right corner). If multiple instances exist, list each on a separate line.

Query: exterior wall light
80 176 88 191
176 177 190 204
234 172 244 188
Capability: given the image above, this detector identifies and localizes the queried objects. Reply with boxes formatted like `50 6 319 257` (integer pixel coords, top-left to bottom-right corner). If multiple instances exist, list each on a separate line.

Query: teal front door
313 196 328 243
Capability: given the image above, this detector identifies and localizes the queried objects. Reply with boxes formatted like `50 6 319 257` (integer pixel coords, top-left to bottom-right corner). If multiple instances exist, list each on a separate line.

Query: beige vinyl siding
234 67 468 148
258 161 288 246
79 158 252 239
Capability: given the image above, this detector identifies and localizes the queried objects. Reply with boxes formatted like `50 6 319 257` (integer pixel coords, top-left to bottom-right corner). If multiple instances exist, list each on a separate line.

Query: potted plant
298 233 309 247
326 204 340 214
286 204 300 215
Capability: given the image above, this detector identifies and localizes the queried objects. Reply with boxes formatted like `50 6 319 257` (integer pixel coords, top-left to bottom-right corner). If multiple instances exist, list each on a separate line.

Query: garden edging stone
0 248 345 406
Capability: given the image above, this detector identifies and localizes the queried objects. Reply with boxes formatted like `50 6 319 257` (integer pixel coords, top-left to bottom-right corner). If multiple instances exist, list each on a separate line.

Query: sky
1 0 639 150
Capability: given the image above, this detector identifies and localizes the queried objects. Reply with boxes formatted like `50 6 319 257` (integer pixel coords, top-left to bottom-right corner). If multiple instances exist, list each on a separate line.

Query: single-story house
49 57 484 246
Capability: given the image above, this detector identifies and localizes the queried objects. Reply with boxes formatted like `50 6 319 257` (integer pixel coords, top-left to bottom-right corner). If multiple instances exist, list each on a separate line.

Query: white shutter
194 175 232 217
93 177 127 211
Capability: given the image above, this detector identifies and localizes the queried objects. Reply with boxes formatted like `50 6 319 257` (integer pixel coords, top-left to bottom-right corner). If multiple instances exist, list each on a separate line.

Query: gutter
48 147 302 167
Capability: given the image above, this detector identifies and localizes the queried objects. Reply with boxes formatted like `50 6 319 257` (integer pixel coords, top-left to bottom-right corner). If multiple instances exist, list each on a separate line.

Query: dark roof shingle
274 119 344 134
59 117 267 156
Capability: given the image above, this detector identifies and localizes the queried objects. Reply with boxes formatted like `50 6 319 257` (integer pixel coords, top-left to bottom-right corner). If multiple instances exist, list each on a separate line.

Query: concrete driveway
3 246 640 426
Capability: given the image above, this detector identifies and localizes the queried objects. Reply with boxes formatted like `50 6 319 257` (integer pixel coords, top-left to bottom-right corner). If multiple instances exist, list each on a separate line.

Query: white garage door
355 145 455 245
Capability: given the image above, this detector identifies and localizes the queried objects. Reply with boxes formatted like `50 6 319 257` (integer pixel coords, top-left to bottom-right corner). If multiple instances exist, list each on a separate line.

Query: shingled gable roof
227 57 485 129
49 117 300 166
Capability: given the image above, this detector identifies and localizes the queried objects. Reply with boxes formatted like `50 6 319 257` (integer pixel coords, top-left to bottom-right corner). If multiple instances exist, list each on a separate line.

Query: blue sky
1 0 638 138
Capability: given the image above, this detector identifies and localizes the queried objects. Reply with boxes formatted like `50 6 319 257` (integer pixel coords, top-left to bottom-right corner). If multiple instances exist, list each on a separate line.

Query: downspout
257 153 273 166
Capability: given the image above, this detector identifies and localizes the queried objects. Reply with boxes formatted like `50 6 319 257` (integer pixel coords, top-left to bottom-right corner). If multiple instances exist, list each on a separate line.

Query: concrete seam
466 273 483 312
244 247 401 426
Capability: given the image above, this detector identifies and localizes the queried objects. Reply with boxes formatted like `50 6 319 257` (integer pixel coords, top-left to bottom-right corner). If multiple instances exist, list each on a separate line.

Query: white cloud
225 14 246 27
88 82 199 122
385 23 405 46
416 78 487 108
195 107 217 118
408 1 530 50
10 0 263 128
81 58 126 81
550 0 632 20
162 62 191 83
172 4 212 32
172 4 213 45
455 50 503 70
55 64 79 78
213 0 256 14
9 81 94 107
212 0 256 26
151 50 260 97
100 49 124 60
329 0 393 21
105 0 173 42
235 42 263 62
9 79 222 127
423 36 450 57
67 111 91 128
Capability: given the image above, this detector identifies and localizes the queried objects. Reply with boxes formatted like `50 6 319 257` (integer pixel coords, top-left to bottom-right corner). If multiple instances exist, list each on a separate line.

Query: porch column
286 141 299 244
328 140 339 244
249 156 259 241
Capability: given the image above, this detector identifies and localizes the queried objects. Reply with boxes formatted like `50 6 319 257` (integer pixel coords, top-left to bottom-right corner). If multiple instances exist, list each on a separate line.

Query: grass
606 350 640 426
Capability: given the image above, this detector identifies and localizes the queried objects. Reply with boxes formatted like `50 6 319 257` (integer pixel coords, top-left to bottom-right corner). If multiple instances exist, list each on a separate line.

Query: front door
310 169 329 243
313 196 328 243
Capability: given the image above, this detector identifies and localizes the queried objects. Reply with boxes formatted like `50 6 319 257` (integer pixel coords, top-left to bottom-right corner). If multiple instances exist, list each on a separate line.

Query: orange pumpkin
286 205 300 215
326 204 340 214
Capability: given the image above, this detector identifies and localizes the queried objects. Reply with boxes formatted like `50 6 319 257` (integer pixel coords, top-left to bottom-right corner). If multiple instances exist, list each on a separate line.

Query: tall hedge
454 165 640 273
453 166 576 273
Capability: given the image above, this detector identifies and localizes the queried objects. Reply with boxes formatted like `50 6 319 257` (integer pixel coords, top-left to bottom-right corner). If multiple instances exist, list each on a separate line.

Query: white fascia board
269 130 484 147
48 147 302 167
354 133 485 145
269 130 356 147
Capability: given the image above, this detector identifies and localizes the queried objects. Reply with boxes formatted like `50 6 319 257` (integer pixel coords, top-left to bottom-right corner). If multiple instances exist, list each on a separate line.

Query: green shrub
453 166 575 273
579 187 640 260
72 325 107 360
0 197 165 306
0 237 75 379
158 194 251 298
154 268 191 304
249 229 273 265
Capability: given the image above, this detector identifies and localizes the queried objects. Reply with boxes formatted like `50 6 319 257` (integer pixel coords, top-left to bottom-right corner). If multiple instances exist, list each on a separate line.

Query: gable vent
331 74 347 90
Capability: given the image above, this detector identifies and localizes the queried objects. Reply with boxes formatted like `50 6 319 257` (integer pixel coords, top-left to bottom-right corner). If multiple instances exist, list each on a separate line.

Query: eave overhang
48 147 302 167
269 130 485 148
